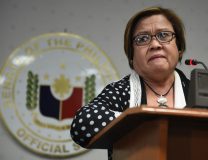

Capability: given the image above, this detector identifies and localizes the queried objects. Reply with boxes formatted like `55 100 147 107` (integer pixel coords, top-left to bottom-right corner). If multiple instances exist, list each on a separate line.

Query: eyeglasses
133 31 176 46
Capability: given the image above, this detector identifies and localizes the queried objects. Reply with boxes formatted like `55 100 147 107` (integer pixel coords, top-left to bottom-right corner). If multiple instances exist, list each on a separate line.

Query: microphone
185 59 208 70
185 59 197 65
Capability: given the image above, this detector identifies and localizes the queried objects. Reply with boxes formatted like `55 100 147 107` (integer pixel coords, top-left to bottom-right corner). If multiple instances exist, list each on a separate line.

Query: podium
87 106 208 160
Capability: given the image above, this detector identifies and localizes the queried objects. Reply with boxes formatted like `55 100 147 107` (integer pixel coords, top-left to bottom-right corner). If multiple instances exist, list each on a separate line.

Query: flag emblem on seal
26 71 96 120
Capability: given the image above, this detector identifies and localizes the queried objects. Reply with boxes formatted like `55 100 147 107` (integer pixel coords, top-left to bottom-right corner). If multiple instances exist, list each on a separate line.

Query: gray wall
1 0 208 160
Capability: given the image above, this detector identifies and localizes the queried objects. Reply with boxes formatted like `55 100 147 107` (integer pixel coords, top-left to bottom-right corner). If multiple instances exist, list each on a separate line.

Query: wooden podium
87 106 208 160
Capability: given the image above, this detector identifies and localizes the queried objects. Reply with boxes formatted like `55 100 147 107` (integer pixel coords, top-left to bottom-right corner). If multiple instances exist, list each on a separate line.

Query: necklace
144 80 174 107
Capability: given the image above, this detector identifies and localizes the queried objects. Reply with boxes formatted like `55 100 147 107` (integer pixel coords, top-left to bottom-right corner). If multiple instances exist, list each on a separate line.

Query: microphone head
185 59 197 65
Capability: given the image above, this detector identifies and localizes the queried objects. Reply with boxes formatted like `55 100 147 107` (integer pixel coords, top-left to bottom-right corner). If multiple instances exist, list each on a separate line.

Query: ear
130 59 134 69
178 51 183 59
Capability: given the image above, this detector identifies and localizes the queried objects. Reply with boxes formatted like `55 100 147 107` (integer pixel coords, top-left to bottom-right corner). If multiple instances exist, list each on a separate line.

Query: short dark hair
124 6 186 69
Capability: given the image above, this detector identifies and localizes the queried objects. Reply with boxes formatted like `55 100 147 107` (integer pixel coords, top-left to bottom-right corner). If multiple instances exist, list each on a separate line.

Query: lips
148 54 166 62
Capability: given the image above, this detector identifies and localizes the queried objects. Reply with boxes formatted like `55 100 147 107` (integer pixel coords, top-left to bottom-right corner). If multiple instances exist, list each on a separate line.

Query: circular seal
0 33 119 157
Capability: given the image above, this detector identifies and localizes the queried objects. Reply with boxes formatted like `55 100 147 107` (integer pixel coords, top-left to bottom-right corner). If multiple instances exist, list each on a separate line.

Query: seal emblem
0 33 119 157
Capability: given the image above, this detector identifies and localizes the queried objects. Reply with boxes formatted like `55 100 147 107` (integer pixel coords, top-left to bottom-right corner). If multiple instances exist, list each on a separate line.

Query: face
132 14 181 80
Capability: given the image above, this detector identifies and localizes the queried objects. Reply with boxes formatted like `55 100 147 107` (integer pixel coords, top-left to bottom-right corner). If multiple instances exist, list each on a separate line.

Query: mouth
148 54 166 62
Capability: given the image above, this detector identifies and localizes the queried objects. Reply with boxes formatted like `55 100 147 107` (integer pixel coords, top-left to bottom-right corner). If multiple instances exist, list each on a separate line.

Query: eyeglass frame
133 31 176 46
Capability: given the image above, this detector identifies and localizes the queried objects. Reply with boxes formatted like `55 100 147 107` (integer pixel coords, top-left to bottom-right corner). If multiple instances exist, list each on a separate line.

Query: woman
70 6 189 159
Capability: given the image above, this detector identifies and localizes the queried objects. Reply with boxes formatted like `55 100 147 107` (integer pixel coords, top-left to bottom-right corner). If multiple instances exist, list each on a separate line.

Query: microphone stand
196 61 208 71
187 59 208 108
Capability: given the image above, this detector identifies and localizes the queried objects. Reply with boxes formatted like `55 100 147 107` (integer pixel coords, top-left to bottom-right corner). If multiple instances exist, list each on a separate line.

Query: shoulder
175 68 190 85
97 75 131 111
175 68 190 100
102 75 130 97
106 75 130 89
101 74 131 99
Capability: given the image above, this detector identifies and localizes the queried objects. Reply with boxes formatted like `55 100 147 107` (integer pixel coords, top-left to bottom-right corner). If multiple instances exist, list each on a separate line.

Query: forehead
134 14 174 32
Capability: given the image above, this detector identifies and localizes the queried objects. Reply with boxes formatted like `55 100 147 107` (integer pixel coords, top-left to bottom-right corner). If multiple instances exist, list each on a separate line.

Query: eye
134 34 150 44
157 31 171 41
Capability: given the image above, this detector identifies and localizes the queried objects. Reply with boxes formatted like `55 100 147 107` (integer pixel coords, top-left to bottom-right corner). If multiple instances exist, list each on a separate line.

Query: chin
151 66 169 72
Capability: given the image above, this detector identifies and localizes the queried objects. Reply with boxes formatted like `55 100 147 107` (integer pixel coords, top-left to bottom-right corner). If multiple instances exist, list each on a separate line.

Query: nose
149 36 162 50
